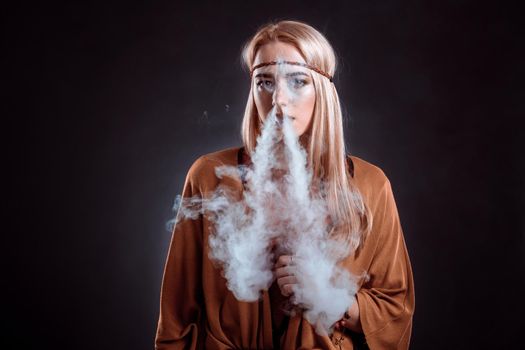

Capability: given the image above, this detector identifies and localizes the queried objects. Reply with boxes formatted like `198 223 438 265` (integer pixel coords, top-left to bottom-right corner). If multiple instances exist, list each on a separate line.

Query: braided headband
250 60 333 82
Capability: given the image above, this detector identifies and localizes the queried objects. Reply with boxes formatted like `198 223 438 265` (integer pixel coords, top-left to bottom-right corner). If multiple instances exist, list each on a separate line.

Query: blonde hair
240 20 372 252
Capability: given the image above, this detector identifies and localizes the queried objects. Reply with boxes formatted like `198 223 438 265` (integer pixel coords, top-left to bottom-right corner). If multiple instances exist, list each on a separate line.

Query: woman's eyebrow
285 71 310 78
254 73 273 78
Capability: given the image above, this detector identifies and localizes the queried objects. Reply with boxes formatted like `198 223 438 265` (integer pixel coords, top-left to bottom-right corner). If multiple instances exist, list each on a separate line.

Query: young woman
155 20 415 350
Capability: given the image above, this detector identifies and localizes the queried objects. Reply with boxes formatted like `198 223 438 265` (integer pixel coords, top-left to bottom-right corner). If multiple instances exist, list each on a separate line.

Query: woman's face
252 42 316 137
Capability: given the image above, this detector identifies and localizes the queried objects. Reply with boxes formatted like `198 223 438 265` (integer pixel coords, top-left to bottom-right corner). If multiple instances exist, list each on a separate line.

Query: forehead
253 42 310 75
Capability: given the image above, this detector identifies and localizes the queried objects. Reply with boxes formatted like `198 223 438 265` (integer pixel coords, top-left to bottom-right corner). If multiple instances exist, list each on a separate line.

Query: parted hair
240 20 372 252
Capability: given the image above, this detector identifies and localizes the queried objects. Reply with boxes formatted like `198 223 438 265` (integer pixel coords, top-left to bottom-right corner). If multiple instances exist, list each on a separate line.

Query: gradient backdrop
5 0 523 349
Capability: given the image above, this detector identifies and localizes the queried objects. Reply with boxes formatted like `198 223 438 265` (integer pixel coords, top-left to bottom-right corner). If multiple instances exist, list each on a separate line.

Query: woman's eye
256 80 275 91
292 78 307 88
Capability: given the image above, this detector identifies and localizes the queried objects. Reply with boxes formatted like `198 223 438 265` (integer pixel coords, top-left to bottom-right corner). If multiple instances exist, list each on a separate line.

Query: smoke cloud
170 110 362 335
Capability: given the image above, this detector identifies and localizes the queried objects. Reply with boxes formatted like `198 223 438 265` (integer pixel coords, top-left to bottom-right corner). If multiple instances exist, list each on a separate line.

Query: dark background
4 0 524 349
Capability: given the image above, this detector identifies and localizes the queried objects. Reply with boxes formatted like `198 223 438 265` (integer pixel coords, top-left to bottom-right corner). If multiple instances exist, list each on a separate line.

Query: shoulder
185 146 242 189
348 155 393 206
188 146 240 174
349 155 390 186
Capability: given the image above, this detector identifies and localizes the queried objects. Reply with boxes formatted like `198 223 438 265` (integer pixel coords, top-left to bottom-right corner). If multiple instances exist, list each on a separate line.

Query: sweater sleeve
356 177 415 350
155 159 206 350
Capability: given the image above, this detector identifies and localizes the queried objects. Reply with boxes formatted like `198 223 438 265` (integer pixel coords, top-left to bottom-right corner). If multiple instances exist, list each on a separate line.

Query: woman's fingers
274 265 296 278
281 284 294 297
277 275 297 287
274 255 299 297
277 275 298 297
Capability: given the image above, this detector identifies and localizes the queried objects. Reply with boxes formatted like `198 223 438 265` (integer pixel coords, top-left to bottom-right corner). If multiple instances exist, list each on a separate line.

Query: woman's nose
272 82 289 111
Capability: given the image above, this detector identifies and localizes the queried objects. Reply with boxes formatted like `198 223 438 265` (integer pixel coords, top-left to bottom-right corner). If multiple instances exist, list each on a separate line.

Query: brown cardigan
155 147 415 350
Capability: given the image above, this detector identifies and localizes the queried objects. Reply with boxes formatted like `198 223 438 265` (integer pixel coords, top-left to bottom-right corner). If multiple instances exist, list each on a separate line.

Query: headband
250 60 333 82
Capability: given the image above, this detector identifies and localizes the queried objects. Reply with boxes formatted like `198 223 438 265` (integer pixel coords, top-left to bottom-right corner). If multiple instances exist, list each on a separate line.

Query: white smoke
170 109 360 335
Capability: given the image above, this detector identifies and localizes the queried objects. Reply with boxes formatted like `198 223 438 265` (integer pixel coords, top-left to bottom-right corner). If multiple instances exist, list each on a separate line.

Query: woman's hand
333 297 363 333
274 255 298 297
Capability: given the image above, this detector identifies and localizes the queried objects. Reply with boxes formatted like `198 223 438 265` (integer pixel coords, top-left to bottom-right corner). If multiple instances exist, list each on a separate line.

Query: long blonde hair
241 20 372 252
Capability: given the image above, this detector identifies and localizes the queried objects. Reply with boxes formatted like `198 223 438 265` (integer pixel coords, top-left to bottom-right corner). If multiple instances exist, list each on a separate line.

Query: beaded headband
250 60 333 82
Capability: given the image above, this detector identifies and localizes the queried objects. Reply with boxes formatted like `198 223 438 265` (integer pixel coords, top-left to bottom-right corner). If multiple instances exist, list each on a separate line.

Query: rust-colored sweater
155 147 415 350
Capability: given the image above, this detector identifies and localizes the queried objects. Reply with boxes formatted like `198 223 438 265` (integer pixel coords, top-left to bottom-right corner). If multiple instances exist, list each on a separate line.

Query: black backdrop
4 0 524 349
